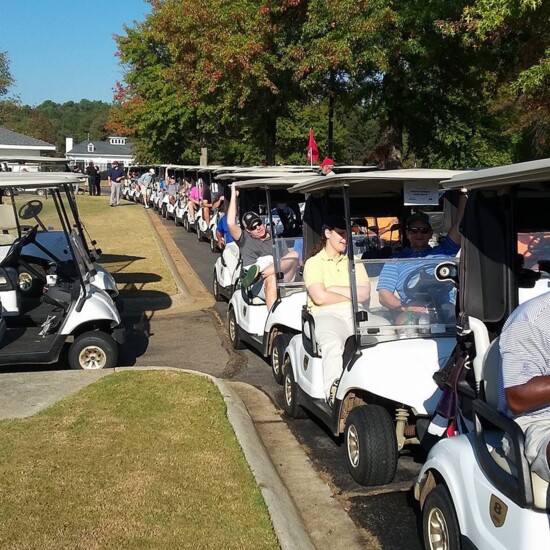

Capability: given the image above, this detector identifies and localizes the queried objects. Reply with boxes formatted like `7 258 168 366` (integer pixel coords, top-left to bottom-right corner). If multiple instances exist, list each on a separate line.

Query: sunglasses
407 226 431 234
249 222 263 230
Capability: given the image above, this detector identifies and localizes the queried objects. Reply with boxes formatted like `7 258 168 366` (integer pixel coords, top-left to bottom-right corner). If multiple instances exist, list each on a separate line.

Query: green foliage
0 98 111 153
0 51 14 97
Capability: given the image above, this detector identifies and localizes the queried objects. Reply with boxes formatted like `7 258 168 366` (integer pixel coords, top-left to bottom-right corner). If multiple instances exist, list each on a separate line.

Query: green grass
0 371 279 550
15 192 178 300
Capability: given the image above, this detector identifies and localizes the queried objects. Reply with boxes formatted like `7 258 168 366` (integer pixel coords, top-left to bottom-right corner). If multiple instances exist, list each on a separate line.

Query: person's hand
231 182 239 197
217 239 224 249
400 305 428 314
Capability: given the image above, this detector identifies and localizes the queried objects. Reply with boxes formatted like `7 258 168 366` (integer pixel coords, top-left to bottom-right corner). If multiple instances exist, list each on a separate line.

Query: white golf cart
282 169 467 486
415 159 550 549
0 172 125 370
0 173 121 309
225 175 311 382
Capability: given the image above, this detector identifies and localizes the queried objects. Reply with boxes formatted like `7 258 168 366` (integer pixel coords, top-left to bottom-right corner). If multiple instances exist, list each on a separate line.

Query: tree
0 51 14 97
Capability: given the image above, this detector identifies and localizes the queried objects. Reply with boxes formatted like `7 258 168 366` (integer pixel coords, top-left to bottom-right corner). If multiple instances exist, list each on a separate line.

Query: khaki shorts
512 416 550 482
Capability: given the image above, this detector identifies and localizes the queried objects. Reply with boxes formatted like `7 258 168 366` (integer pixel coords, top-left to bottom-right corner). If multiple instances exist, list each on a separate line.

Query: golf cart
0 172 125 370
225 175 311 382
415 159 550 549
0 173 121 309
282 169 467 486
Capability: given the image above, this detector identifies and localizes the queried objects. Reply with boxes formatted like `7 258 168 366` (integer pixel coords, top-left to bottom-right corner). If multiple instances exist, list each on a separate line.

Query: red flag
306 128 319 164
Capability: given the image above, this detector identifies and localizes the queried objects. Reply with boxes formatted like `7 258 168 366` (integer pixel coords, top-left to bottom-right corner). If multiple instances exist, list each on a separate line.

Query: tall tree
0 51 14 97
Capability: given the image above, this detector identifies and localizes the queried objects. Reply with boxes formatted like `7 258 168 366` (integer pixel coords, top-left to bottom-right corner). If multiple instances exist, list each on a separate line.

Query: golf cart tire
174 214 181 226
162 205 167 219
228 308 244 350
210 237 217 253
18 263 46 297
271 333 292 385
69 331 118 370
344 405 397 486
422 484 461 550
283 358 307 418
196 227 202 241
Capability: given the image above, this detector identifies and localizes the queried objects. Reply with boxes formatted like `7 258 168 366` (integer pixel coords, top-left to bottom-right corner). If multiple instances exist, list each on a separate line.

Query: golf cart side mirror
435 262 458 286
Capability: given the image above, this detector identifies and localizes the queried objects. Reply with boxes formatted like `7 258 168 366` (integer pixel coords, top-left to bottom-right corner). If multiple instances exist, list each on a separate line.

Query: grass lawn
16 192 178 300
0 370 279 550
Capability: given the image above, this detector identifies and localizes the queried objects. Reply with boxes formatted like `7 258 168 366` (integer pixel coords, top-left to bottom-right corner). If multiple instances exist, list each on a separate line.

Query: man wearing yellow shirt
303 215 370 405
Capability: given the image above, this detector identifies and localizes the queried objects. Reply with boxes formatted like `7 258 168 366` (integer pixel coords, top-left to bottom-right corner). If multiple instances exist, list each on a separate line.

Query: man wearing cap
108 160 126 207
320 157 335 177
138 168 156 208
377 195 467 318
227 183 299 310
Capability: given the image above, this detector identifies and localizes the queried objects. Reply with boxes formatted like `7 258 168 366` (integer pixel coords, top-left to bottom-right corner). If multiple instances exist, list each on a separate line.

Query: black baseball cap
322 214 347 233
242 211 262 229
406 212 431 227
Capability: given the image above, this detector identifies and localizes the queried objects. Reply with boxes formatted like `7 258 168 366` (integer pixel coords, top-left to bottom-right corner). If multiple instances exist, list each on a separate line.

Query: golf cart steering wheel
0 225 39 267
402 265 450 303
18 200 43 220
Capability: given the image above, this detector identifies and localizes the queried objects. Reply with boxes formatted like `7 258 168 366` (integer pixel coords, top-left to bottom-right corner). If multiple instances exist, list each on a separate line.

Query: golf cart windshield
273 236 305 298
353 256 459 345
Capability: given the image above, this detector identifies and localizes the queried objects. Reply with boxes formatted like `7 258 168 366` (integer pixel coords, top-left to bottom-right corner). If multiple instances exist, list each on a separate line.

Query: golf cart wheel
196 226 202 241
228 308 244 350
271 333 292 385
210 237 217 253
174 214 181 226
423 484 461 550
162 204 167 218
283 357 307 418
69 331 118 370
344 405 397 486
213 270 223 302
18 263 46 297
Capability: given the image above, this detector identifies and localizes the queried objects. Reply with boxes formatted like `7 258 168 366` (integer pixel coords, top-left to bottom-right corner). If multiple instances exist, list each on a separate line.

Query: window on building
87 143 95 153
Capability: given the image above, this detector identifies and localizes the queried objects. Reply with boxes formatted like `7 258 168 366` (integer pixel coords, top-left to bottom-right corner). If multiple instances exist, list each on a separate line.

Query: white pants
312 305 355 400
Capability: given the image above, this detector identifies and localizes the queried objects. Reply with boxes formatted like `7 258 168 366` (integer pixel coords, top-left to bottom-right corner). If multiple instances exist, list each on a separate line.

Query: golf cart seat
0 204 17 245
476 336 549 510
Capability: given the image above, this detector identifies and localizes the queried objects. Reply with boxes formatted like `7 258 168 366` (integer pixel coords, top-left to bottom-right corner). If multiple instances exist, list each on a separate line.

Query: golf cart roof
233 174 315 190
217 169 316 181
0 171 83 189
288 169 467 195
0 155 69 163
442 158 550 190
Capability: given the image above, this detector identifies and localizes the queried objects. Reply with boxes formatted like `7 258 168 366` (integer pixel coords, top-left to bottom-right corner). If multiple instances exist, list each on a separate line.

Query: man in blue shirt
108 160 126 207
377 195 466 319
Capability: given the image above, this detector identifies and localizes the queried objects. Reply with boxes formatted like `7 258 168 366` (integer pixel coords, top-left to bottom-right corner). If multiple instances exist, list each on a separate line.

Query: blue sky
0 0 152 106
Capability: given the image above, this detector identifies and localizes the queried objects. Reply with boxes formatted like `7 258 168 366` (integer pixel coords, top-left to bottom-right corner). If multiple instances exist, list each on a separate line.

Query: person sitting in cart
498 291 550 483
227 183 299 310
303 215 371 406
377 194 466 323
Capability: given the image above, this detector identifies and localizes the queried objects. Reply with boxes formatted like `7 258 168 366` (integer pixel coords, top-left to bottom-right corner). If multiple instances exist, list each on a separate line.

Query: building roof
0 127 55 149
67 139 133 157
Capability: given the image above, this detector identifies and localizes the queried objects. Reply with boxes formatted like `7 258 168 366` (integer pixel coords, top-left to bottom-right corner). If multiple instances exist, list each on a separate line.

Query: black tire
228 308 244 350
423 485 461 550
213 270 223 302
196 225 202 241
210 237 217 253
271 333 292 385
344 405 398 486
17 262 46 297
174 213 181 226
283 357 307 418
162 204 167 218
68 331 118 370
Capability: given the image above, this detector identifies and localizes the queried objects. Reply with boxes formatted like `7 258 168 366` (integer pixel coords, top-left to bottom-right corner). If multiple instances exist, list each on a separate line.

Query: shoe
144 205 150 209
110 204 114 207
328 378 340 408
241 265 260 288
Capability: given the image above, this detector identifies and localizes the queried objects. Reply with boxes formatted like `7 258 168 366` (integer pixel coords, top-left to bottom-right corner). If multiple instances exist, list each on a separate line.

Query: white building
65 136 134 171
0 127 56 157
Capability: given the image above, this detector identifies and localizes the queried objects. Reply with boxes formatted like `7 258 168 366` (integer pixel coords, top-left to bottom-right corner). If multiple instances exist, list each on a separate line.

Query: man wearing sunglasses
227 183 299 310
377 195 467 316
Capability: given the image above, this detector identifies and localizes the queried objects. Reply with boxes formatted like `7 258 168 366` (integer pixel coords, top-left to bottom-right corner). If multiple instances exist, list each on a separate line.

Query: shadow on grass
98 253 145 265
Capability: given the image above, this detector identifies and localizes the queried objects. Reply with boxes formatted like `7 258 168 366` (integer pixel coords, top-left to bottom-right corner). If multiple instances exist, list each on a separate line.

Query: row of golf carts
0 172 125 371
203 161 550 550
